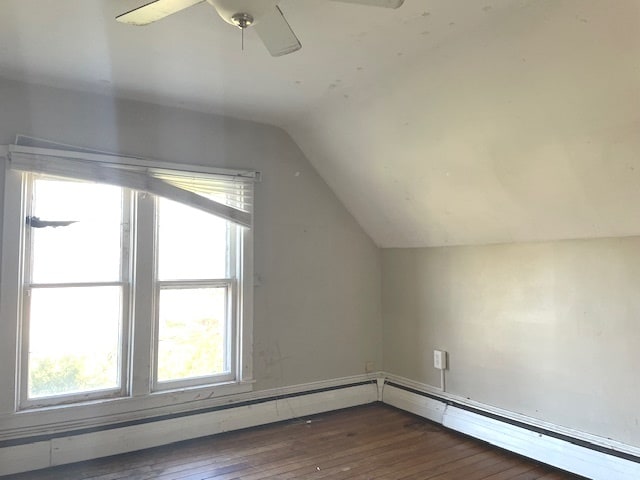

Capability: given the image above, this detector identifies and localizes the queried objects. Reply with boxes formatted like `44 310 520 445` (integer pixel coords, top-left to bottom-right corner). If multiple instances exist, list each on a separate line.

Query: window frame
0 144 256 414
152 195 240 391
18 174 133 408
152 280 237 390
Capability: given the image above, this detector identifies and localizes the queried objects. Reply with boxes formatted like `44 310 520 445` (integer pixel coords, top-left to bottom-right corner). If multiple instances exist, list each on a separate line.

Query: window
23 176 128 402
2 143 255 409
154 197 236 388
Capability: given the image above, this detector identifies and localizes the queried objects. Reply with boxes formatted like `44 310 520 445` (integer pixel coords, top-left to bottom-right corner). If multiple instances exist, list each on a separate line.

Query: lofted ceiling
1 0 639 247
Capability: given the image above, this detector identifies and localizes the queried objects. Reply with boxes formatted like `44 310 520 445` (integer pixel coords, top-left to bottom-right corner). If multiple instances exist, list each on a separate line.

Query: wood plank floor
5 404 586 480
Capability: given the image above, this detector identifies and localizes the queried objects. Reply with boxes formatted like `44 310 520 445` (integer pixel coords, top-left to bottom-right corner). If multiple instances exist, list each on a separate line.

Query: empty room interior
0 0 639 479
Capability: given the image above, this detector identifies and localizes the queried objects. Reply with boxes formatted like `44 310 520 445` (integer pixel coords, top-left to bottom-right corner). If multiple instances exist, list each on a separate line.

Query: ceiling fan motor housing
206 0 278 27
230 13 253 29
116 0 404 57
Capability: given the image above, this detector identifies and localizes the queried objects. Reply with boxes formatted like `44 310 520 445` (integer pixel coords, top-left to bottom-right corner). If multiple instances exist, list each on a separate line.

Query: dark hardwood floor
5 404 585 479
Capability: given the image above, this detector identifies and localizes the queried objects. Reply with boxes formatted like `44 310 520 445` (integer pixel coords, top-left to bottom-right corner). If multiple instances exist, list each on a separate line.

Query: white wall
382 237 640 448
0 77 382 406
6 74 639 468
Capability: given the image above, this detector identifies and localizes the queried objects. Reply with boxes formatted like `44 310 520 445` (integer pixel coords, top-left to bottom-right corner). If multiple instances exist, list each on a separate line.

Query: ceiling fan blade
331 0 404 8
116 0 204 25
253 6 302 57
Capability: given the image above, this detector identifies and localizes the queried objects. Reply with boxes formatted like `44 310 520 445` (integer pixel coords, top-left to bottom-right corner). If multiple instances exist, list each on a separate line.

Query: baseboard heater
0 379 379 476
382 380 640 480
2 375 640 479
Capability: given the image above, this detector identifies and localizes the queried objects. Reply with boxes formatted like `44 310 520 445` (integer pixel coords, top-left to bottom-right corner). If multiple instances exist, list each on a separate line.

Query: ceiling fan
116 0 405 57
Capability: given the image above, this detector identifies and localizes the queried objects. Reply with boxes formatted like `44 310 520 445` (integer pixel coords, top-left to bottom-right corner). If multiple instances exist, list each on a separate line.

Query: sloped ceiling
1 0 639 247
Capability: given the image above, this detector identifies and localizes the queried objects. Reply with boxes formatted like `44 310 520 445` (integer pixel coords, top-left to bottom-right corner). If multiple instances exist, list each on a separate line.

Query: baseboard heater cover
382 381 640 480
0 380 378 476
3 375 640 479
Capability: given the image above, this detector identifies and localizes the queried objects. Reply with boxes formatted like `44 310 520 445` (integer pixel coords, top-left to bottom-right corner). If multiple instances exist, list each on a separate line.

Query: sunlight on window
31 178 123 284
24 175 238 399
27 176 124 399
28 287 121 397
157 198 228 280
157 287 227 382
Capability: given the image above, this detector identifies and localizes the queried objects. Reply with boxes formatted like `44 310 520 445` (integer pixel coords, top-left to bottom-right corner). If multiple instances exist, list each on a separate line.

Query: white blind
151 168 253 211
7 144 256 228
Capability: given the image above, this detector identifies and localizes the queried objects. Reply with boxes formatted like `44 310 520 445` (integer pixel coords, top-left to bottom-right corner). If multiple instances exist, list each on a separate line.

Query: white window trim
0 143 256 434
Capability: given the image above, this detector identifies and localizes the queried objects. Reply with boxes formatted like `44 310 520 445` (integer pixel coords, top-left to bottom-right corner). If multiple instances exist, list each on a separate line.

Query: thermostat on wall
434 350 447 370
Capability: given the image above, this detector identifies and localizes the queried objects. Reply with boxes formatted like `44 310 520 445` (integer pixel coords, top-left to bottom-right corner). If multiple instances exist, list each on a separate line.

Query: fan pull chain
230 13 252 52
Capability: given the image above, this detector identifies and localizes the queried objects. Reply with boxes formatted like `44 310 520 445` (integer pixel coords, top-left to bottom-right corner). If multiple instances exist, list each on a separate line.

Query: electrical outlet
433 350 447 370
365 361 375 373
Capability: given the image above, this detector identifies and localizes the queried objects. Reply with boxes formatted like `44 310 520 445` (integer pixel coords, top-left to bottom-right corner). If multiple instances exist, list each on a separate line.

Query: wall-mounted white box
434 350 447 370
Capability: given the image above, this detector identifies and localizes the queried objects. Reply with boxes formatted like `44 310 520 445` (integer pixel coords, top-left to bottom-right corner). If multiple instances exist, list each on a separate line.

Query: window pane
157 287 227 382
30 177 123 284
157 198 228 280
28 287 122 398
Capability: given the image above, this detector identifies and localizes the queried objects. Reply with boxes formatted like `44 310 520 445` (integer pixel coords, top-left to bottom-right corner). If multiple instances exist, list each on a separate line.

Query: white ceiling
1 0 639 247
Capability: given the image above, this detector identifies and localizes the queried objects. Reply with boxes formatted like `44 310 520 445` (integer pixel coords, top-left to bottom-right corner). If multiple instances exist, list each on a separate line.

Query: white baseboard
0 442 50 476
382 377 640 480
382 381 445 424
0 376 378 476
3 373 640 479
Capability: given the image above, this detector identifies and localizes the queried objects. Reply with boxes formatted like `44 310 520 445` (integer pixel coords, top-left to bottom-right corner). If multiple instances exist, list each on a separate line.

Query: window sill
0 380 254 443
